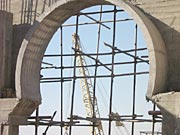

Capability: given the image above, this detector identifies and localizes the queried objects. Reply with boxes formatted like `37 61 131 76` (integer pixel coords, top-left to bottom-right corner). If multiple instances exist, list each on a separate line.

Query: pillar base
152 92 180 135
0 124 18 135
0 99 19 135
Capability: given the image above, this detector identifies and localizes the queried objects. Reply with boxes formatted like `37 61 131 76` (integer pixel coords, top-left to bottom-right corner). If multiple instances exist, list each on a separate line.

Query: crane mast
72 33 104 135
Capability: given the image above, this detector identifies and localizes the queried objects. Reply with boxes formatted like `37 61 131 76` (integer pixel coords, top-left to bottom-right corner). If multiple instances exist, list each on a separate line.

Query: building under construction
0 0 180 135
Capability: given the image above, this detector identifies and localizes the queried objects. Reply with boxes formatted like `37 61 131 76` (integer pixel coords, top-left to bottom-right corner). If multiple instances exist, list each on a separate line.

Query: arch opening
16 0 167 134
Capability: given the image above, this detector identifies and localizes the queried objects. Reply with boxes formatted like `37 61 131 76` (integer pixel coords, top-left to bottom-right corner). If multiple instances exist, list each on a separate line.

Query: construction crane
72 33 104 135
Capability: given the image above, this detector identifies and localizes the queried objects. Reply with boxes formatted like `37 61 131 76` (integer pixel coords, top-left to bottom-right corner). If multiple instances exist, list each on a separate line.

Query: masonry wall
135 0 180 91
134 1 180 134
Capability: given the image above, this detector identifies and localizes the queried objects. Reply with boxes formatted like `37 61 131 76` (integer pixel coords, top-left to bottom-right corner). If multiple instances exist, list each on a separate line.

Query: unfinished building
0 0 180 135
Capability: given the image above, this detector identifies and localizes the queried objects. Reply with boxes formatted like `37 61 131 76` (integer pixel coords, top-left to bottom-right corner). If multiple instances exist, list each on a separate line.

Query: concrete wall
0 11 13 98
0 11 34 135
134 1 180 134
0 10 38 135
11 24 31 91
9 0 57 24
135 0 180 92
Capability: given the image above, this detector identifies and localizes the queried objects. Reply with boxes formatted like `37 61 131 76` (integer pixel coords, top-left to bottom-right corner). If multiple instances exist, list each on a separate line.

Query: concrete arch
15 0 168 108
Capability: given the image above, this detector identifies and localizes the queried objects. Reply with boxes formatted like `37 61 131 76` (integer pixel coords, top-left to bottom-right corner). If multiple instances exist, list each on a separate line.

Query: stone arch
15 0 168 112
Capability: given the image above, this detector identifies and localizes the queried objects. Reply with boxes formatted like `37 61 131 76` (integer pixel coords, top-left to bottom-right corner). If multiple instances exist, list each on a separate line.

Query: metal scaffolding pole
108 5 117 135
60 26 64 135
131 24 138 135
92 5 103 135
44 47 147 58
69 14 79 135
152 103 156 135
35 108 39 135
40 71 149 81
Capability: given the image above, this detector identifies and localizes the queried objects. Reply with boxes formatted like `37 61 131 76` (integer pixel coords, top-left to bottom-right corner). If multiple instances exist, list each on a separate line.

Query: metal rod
152 103 156 135
21 0 24 23
42 61 54 66
43 111 57 135
72 114 143 120
28 116 52 119
104 42 149 64
1 123 4 134
27 118 161 126
72 48 112 72
40 79 72 83
71 115 162 123
41 71 149 80
62 18 133 27
41 60 148 70
131 24 138 135
23 0 27 23
44 47 147 57
108 6 117 135
26 0 31 24
34 0 38 22
27 123 95 127
78 9 124 16
27 120 80 126
92 5 103 135
140 131 162 135
80 12 110 30
35 107 39 135
42 0 46 13
29 0 33 24
69 15 79 135
26 119 161 126
148 111 162 116
60 26 64 135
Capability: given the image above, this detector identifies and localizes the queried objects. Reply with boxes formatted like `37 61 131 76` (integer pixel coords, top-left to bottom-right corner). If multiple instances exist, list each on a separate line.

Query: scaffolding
20 4 162 135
